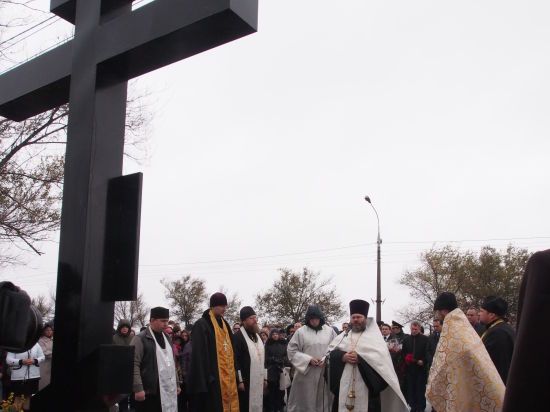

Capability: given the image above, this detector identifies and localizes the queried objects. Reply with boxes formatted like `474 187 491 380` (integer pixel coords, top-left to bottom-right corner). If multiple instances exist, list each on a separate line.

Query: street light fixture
364 195 382 323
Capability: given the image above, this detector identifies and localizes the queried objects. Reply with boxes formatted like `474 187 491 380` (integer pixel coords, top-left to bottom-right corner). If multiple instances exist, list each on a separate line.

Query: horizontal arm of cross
0 0 257 121
51 0 136 24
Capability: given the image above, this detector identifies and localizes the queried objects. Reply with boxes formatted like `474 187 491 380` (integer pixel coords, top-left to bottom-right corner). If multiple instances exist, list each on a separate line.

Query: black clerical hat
349 299 369 317
433 292 458 311
210 292 228 307
239 306 256 321
481 296 507 317
150 306 169 319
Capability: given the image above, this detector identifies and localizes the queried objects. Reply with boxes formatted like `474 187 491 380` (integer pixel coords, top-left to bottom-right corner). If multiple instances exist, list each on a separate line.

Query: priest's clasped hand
342 351 358 364
309 357 325 367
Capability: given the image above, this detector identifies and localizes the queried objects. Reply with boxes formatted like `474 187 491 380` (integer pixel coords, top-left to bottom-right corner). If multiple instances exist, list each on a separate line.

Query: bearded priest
328 299 408 412
233 306 267 412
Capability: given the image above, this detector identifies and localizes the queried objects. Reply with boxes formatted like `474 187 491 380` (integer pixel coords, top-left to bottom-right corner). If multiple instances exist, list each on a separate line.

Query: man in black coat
480 296 515 384
401 321 429 412
426 318 441 369
187 293 240 411
264 329 289 412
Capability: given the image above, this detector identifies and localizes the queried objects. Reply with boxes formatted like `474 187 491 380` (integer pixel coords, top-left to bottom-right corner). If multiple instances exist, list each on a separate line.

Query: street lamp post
364 195 382 323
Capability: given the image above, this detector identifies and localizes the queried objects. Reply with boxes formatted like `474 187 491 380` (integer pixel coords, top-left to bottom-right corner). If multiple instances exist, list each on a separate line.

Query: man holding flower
401 321 429 412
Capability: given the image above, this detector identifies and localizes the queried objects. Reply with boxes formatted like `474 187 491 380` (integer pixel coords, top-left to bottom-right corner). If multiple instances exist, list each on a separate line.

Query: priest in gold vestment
188 292 240 411
426 292 505 412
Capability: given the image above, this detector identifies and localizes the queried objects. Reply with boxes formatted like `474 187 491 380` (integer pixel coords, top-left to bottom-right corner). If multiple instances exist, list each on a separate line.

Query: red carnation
405 353 415 366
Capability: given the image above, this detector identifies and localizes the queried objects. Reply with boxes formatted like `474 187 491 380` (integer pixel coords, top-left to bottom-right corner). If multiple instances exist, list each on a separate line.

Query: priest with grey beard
328 300 408 412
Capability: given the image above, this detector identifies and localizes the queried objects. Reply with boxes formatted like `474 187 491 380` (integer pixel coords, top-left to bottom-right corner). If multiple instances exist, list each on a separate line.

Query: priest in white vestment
233 306 267 412
287 305 337 412
132 306 180 412
327 299 408 412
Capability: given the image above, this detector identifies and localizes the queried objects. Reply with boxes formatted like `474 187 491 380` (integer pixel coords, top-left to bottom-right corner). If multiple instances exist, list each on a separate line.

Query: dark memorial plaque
102 173 143 302
0 0 257 410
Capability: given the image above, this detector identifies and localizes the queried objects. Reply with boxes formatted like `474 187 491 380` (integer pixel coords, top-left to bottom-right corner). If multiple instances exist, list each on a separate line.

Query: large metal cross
0 0 257 409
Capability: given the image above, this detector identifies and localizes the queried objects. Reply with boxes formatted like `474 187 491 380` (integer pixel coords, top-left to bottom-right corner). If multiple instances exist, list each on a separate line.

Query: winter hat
210 292 228 307
239 306 256 321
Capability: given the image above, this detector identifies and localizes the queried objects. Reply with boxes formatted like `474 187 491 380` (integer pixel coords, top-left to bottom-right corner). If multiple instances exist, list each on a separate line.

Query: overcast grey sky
2 0 550 329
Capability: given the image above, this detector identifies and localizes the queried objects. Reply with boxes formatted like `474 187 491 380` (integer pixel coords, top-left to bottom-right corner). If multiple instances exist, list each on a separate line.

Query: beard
244 323 260 335
351 320 367 332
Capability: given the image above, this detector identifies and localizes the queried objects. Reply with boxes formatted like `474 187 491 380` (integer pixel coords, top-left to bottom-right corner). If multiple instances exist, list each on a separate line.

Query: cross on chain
0 0 257 409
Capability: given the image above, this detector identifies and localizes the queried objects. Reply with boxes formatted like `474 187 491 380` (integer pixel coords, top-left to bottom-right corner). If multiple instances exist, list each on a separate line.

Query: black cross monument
0 0 257 409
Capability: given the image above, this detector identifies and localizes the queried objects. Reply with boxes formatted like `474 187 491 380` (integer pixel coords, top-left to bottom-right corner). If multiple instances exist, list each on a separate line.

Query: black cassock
329 349 388 412
482 320 515 384
187 309 238 412
232 329 257 412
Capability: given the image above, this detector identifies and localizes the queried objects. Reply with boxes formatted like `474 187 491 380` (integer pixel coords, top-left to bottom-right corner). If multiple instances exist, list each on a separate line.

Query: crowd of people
119 291 515 412
0 291 516 412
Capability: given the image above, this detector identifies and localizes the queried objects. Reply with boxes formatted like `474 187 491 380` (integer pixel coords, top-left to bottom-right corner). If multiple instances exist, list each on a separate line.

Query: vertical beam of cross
51 0 130 400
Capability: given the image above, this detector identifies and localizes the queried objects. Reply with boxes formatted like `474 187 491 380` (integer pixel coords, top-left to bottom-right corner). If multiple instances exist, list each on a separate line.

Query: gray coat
130 328 177 394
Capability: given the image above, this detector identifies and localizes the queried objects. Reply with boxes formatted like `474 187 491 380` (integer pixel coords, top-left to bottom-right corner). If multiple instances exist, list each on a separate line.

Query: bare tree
0 91 151 263
162 275 208 328
398 245 531 325
0 108 66 260
31 293 54 321
255 267 345 326
114 292 150 328
0 2 152 264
